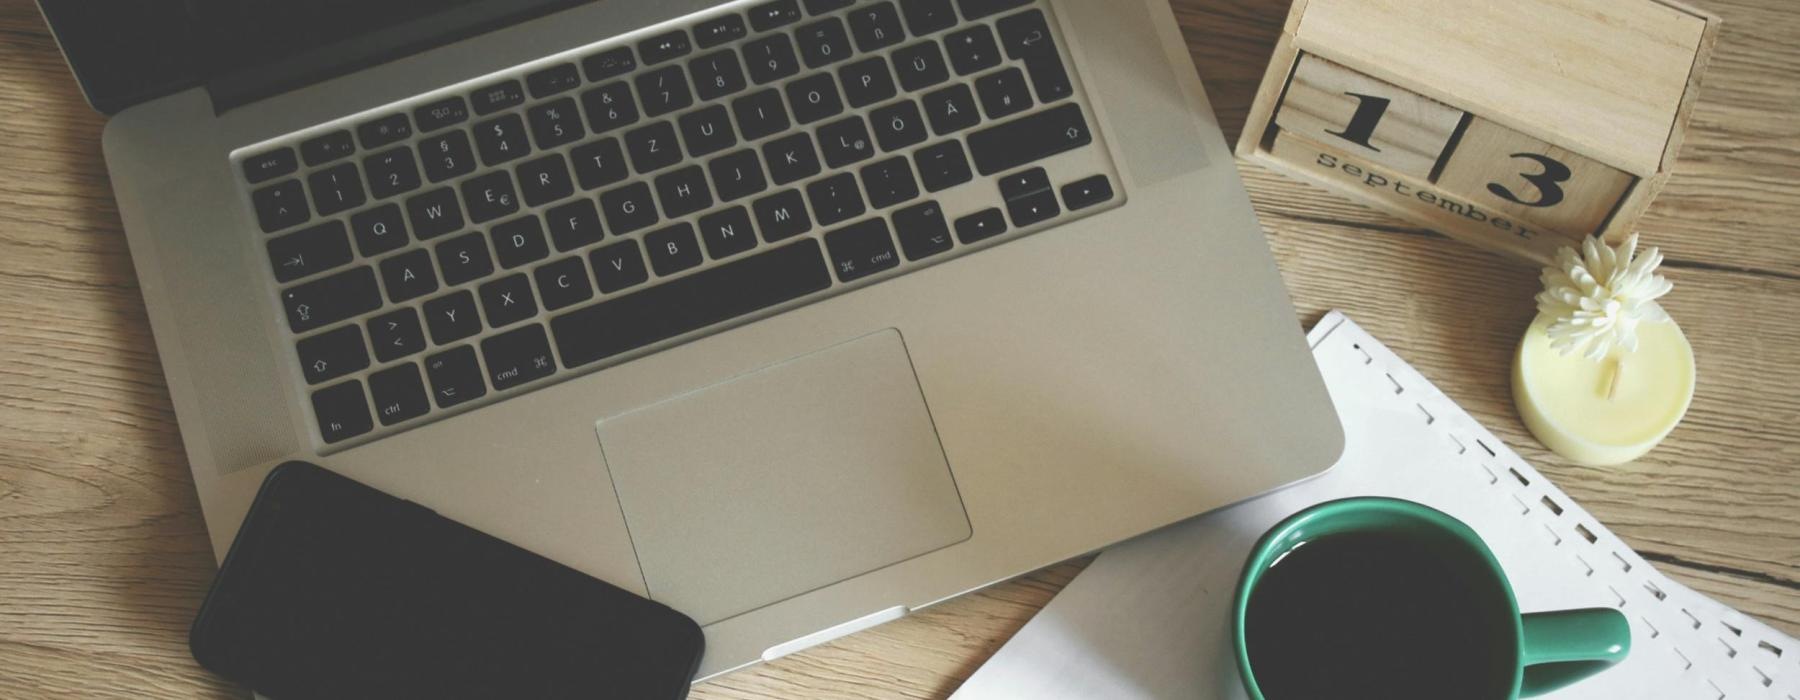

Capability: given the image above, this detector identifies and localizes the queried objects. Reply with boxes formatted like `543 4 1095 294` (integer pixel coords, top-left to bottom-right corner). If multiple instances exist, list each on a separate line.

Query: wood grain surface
1 0 1795 697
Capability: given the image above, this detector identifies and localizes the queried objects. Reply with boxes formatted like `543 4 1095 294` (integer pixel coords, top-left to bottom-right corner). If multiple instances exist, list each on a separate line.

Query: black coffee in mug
1243 530 1515 700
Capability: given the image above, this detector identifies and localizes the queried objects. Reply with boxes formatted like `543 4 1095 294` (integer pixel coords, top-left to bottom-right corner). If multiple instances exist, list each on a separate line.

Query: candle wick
1605 358 1625 401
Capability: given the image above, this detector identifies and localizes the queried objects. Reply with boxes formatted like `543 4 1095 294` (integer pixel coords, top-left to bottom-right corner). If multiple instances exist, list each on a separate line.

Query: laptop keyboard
238 0 1123 448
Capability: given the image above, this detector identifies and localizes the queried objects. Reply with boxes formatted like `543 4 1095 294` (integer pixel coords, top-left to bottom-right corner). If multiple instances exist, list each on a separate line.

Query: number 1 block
1274 54 1466 180
1436 117 1637 237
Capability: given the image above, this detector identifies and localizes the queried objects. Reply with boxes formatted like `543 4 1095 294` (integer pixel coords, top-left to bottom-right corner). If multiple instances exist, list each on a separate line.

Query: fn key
311 380 372 444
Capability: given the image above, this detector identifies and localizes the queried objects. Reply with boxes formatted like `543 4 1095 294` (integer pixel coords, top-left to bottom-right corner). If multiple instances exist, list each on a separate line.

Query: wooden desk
1 0 1794 696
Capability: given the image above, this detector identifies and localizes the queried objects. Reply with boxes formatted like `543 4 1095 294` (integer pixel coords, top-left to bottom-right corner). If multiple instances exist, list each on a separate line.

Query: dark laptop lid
40 0 588 115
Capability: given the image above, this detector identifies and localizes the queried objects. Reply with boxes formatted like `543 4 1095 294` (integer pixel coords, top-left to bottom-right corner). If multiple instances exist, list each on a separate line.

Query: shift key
281 266 382 334
966 103 1091 176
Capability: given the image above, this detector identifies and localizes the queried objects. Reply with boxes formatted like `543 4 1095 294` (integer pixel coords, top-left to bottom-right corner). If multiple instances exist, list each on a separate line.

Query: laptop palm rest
596 329 972 626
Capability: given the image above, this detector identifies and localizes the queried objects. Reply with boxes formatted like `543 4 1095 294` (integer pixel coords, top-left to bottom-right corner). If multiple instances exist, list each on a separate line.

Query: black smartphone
190 462 703 699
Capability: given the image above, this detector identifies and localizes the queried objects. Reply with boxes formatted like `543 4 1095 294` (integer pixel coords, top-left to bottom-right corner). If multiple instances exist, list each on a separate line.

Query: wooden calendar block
1436 117 1638 237
1274 54 1467 180
1237 0 1720 265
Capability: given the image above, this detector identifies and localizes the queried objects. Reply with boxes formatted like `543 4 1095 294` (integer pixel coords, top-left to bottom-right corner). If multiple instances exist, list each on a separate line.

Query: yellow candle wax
1513 312 1695 467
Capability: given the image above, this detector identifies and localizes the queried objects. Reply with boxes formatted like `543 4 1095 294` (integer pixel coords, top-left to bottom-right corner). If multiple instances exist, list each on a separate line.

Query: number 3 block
1274 55 1466 180
1436 118 1637 236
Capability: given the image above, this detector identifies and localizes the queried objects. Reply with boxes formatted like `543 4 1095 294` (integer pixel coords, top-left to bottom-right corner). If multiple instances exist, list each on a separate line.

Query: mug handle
1518 607 1633 698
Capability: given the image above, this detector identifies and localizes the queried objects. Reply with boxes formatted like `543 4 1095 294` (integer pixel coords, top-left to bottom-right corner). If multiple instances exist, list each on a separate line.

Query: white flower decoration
1536 234 1673 361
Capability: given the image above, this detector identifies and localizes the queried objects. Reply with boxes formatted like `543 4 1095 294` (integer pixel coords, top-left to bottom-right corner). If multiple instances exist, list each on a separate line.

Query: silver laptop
51 0 1341 679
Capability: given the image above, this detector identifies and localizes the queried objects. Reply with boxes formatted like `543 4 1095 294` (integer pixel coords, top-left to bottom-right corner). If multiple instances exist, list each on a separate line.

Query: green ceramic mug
1233 497 1631 699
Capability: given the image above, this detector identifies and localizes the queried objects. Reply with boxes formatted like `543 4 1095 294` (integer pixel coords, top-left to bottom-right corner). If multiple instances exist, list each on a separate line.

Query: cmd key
965 102 1091 175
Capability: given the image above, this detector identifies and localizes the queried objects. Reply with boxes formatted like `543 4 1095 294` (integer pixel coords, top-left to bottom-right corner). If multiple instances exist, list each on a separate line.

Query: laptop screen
40 0 585 114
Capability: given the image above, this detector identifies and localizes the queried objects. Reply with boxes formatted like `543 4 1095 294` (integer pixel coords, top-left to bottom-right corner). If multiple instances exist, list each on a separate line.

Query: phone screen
190 462 702 698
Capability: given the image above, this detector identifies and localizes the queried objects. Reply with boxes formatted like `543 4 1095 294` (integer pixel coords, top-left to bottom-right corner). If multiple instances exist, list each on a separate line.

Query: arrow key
267 220 353 283
368 363 430 426
367 308 426 363
295 324 370 385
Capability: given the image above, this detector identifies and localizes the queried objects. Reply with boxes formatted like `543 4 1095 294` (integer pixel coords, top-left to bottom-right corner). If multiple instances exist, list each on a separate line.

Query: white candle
1513 308 1695 466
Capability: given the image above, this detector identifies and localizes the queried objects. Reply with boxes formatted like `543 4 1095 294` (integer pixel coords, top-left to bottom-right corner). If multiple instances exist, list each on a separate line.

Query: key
268 220 352 283
296 324 370 385
1005 188 1060 227
957 0 1031 20
379 248 440 302
744 34 800 85
838 56 897 108
482 324 557 391
470 79 525 115
749 0 803 31
424 345 486 408
534 257 595 311
945 25 1001 75
414 97 470 133
460 171 519 223
435 232 495 286
892 41 950 91
954 207 1008 243
526 63 582 98
552 239 832 367
405 187 464 240
419 131 476 182
922 83 980 135
860 156 920 209
307 164 366 216
870 100 927 151
691 50 748 101
590 240 650 293
625 121 682 173
600 182 660 235
300 130 355 166
755 189 814 242
709 149 768 202
474 113 532 166
966 103 1092 175
733 89 791 141
571 138 628 189
818 116 875 168
700 206 758 259
976 67 1033 119
479 274 538 327
999 167 1052 200
678 105 738 157
350 203 408 257
368 308 426 363
805 0 854 13
368 363 430 426
243 147 296 184
582 47 637 82
311 380 373 443
825 218 900 282
850 3 906 51
423 290 482 344
281 266 382 334
786 73 844 124
899 0 957 35
357 113 413 149
764 132 822 184
655 166 715 219
364 147 421 200
892 200 953 260
527 97 586 149
645 223 704 277
807 173 866 226
998 9 1072 103
696 14 748 48
546 199 606 252
1062 174 1114 210
639 30 693 65
915 139 973 191
516 153 574 207
796 17 853 68
580 81 640 134
253 179 309 233
635 66 694 117
491 216 549 269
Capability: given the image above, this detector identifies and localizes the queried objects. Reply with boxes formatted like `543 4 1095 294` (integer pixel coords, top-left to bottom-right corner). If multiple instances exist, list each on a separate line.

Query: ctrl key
425 345 488 409
311 380 373 444
369 363 430 426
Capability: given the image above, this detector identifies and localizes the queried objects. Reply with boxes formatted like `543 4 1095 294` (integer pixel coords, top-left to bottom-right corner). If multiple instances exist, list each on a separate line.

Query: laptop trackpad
596 329 971 625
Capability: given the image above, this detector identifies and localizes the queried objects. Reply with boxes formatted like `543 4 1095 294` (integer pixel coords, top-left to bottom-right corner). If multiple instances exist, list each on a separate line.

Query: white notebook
953 312 1798 699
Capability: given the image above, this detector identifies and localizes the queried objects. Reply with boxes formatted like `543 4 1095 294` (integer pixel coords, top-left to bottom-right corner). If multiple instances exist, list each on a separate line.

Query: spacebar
551 239 833 368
